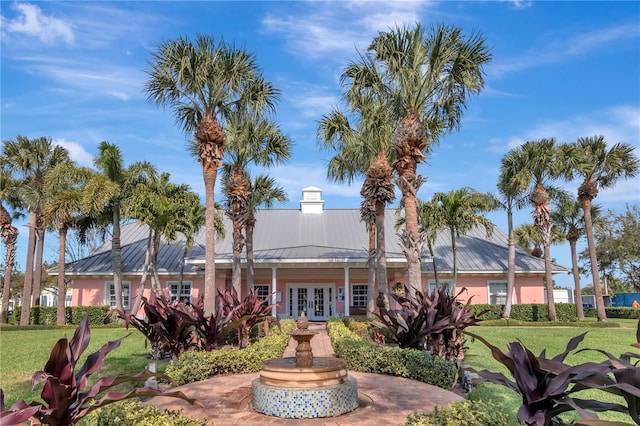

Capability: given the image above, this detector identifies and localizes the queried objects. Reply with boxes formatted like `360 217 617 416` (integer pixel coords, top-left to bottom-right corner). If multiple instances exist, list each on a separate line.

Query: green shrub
346 319 370 339
471 304 577 322
404 400 509 426
9 306 109 325
166 319 295 385
327 319 456 390
584 307 640 319
80 399 206 426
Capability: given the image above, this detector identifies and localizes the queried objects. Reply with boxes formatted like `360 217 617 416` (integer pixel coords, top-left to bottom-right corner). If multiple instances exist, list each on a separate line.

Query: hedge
166 319 296 385
470 303 578 322
404 400 509 426
8 306 111 325
584 307 640 319
327 319 457 390
80 399 206 426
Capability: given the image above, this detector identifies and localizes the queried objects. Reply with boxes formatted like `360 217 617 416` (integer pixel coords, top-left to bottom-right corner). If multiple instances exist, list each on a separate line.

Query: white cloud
490 22 640 78
53 139 93 167
503 0 533 10
1 2 74 45
262 2 428 62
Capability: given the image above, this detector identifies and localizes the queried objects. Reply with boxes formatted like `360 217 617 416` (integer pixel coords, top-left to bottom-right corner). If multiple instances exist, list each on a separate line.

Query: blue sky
1 1 639 290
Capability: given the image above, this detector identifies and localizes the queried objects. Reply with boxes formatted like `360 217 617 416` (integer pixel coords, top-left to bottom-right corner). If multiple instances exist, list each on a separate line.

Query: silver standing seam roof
59 208 566 276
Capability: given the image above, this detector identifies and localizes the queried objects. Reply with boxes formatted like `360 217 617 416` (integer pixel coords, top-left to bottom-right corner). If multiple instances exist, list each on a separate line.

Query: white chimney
300 186 324 213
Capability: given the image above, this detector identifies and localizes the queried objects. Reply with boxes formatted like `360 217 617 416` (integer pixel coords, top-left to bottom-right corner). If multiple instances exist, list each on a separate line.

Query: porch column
344 267 350 317
271 267 277 317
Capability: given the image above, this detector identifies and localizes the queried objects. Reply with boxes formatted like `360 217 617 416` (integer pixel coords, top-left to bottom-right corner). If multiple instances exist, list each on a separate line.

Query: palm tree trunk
112 204 124 313
20 211 37 325
56 225 68 325
503 211 516 318
367 221 376 318
151 231 162 296
231 221 244 296
569 239 584 320
131 229 152 315
32 221 45 308
246 219 255 293
1 226 17 324
403 190 423 294
543 240 557 321
375 201 389 309
582 198 607 322
202 165 217 316
428 241 439 289
451 230 457 295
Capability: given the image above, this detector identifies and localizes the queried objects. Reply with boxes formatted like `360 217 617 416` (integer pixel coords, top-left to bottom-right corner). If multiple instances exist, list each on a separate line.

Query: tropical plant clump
466 331 638 425
0 315 198 426
372 286 483 364
119 288 275 359
404 400 510 426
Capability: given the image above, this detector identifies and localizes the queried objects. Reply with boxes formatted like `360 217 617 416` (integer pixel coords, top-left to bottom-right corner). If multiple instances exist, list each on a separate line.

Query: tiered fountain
252 313 359 418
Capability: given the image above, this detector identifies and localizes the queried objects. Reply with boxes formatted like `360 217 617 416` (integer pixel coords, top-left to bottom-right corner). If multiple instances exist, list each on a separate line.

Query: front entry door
288 285 333 321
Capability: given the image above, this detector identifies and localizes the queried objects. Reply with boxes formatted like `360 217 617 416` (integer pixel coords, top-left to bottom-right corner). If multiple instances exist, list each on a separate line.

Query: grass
465 322 637 425
0 325 164 409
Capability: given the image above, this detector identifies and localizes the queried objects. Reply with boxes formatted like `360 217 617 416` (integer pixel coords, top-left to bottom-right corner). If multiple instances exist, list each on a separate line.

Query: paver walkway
150 322 464 425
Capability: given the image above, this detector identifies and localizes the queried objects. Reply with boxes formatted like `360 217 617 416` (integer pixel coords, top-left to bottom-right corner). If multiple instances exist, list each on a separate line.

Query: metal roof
60 208 565 275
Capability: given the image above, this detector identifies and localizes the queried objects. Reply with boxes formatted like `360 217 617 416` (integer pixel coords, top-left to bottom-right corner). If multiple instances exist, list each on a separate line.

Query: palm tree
514 224 545 257
43 163 93 325
496 151 530 318
506 139 569 321
0 167 22 324
346 23 492 290
222 114 291 295
318 93 396 306
432 188 496 294
245 175 286 292
569 135 639 322
416 198 446 289
553 193 603 320
83 141 156 313
2 136 70 325
145 34 278 315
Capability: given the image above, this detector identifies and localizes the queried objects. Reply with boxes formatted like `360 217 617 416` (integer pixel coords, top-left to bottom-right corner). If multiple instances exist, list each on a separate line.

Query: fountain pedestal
252 314 359 418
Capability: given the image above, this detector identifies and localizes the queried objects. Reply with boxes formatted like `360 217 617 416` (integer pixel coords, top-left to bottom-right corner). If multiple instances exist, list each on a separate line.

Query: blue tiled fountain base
252 377 359 418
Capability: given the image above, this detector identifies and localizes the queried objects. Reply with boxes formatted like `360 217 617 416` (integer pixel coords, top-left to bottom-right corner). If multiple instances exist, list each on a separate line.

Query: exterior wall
70 268 547 317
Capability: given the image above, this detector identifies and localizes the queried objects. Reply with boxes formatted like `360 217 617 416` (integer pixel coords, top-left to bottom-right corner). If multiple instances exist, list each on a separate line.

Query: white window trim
487 280 509 305
104 281 131 310
253 284 270 300
427 279 453 295
351 283 368 307
167 281 193 303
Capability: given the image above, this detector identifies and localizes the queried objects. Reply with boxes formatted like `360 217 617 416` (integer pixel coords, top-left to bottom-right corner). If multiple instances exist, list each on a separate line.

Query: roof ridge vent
300 186 324 213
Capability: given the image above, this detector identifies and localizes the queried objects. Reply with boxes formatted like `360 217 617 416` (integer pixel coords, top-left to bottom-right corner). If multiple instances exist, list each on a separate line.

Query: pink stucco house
60 187 564 320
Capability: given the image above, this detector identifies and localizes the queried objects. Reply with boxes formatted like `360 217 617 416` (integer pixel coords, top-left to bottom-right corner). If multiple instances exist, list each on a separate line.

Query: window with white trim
489 281 508 304
351 284 368 307
427 280 453 295
105 281 131 310
253 284 270 301
168 281 192 303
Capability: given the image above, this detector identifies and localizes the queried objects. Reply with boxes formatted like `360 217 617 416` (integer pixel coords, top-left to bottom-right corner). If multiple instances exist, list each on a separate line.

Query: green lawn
465 323 637 425
0 326 161 409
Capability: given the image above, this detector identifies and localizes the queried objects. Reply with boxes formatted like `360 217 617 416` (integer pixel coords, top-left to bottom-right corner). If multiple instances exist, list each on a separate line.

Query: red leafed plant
217 288 276 349
0 314 199 426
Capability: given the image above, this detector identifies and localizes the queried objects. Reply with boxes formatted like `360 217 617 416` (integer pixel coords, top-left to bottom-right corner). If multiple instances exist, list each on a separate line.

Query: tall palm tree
432 188 496 294
360 196 377 316
514 224 545 257
506 139 569 321
2 136 70 325
569 135 639 322
346 23 492 290
0 167 22 324
222 114 291 295
83 141 156 313
496 151 530 318
245 175 286 292
318 94 396 306
43 163 93 325
553 193 603 321
145 35 278 314
416 198 446 289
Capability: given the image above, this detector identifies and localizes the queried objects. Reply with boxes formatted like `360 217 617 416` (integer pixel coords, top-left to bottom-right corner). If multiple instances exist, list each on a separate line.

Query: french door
287 284 334 321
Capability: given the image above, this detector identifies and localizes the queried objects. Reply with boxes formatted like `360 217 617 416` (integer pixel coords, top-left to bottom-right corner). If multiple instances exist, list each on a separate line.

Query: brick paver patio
150 323 464 425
